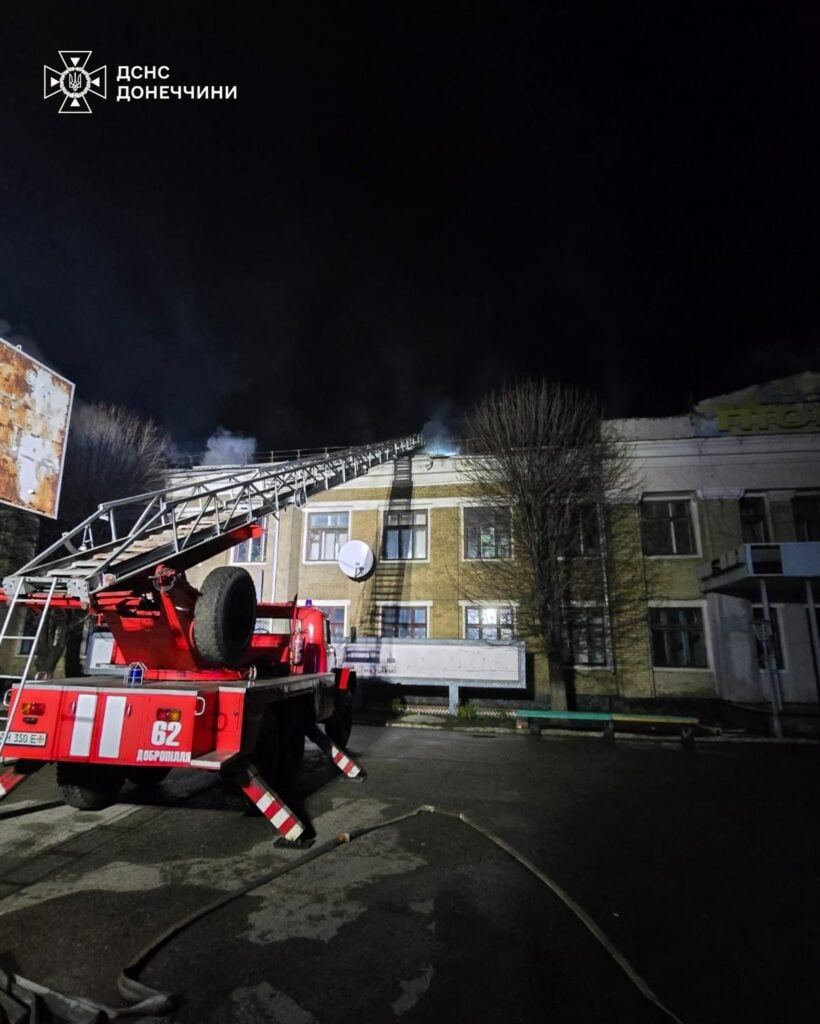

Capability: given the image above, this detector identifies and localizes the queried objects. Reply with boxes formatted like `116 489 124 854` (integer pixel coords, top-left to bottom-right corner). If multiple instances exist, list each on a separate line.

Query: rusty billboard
0 337 74 519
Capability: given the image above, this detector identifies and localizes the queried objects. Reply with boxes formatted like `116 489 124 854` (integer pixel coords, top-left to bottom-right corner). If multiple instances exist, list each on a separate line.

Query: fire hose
1 805 686 1024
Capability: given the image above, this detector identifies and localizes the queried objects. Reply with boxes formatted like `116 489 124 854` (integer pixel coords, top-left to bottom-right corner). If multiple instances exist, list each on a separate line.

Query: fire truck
0 436 421 843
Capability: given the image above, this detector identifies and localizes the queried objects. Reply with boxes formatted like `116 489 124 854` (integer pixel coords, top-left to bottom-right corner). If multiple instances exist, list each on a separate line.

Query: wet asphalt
0 725 818 1024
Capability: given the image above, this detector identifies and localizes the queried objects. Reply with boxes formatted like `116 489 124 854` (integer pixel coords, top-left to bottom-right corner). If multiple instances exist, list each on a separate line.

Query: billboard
0 337 74 518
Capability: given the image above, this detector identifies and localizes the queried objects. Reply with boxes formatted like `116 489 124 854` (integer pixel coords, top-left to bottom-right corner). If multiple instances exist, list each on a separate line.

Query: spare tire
193 566 257 667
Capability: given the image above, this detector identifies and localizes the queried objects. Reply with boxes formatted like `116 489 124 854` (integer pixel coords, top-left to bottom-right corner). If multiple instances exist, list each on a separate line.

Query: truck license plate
0 731 47 747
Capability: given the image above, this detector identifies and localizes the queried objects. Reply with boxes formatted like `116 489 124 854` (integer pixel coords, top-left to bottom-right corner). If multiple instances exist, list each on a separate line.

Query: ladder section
0 577 58 761
5 436 422 602
366 455 415 633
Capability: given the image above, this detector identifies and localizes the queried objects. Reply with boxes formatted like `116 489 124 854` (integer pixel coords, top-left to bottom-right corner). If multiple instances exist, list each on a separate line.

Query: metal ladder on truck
0 435 421 783
0 578 58 789
4 435 421 605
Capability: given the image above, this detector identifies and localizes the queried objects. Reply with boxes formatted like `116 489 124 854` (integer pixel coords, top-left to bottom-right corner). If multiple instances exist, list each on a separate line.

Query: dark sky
2 1 819 452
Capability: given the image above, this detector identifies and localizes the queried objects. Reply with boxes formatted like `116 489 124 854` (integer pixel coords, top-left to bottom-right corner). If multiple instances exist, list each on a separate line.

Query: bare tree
463 379 632 710
0 507 39 579
33 402 169 675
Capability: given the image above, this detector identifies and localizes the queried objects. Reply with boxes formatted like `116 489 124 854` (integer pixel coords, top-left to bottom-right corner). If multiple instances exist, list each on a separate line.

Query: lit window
465 605 515 640
306 512 349 561
383 511 428 560
740 496 769 544
463 507 512 559
641 500 696 556
793 495 820 542
381 606 427 638
564 607 608 666
649 607 707 668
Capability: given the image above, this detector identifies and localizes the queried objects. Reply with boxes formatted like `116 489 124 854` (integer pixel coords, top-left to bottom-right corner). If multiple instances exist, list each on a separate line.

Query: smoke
421 400 462 455
200 427 258 466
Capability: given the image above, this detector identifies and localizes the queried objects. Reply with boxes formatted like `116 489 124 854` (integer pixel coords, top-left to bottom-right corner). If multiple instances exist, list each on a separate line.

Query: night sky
2 2 819 453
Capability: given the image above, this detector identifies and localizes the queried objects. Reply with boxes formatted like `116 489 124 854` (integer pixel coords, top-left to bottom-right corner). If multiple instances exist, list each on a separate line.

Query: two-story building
185 373 820 717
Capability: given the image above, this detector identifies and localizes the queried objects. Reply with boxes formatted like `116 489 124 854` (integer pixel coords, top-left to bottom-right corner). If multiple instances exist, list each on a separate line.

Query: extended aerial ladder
0 435 422 837
3 436 421 606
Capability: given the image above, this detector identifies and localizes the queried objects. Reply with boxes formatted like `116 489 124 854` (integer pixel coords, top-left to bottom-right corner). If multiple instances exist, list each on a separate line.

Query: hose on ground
115 803 685 1024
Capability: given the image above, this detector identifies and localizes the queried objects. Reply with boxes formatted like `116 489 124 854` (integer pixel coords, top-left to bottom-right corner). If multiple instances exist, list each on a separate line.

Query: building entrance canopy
699 543 820 730
698 542 820 601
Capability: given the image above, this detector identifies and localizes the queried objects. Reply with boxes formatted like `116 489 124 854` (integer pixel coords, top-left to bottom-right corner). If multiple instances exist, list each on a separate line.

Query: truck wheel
57 763 125 810
325 696 353 748
125 767 171 788
193 566 257 667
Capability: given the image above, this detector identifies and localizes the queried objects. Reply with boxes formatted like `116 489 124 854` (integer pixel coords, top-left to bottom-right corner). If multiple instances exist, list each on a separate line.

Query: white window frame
377 600 432 638
303 509 351 564
640 495 701 558
460 601 517 641
231 519 268 564
381 508 430 562
460 505 513 561
647 599 711 671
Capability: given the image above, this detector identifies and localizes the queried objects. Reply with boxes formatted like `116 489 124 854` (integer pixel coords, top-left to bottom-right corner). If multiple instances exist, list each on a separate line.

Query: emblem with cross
43 51 107 114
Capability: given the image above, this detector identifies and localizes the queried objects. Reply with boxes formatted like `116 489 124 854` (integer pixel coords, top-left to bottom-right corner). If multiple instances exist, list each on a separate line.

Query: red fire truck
0 437 420 843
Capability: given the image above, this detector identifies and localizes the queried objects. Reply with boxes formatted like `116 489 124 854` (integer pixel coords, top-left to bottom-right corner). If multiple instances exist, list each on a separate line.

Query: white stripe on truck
70 694 98 756
98 696 127 758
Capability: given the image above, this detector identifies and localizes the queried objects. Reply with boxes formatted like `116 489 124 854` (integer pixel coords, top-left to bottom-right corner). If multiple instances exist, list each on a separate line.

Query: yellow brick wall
167 460 813 706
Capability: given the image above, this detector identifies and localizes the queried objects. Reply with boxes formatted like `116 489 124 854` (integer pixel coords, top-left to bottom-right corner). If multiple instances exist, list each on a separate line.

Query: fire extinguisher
291 624 305 667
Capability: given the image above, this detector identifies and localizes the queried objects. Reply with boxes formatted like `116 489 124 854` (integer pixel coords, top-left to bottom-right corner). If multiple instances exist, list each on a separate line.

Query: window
739 496 769 544
649 607 707 668
752 606 784 670
383 510 428 560
463 507 512 560
568 505 601 557
306 512 349 561
381 606 428 638
316 605 346 643
564 607 608 666
232 524 266 563
641 499 696 556
793 495 820 542
465 605 515 640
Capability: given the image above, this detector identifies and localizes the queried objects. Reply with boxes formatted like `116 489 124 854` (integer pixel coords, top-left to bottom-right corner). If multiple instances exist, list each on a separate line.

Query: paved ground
1 726 819 1024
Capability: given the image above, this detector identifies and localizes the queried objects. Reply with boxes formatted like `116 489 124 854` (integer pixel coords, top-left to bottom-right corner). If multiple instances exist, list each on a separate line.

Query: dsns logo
43 51 107 113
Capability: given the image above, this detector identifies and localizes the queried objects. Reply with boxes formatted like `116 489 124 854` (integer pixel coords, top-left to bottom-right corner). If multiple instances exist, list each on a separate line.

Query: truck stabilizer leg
305 721 365 780
330 744 363 780
240 763 307 844
0 766 30 801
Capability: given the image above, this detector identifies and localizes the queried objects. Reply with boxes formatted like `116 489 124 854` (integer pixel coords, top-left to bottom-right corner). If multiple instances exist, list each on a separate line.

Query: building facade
186 374 820 711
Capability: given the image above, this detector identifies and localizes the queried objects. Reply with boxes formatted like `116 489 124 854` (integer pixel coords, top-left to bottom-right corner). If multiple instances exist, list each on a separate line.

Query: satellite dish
338 540 375 580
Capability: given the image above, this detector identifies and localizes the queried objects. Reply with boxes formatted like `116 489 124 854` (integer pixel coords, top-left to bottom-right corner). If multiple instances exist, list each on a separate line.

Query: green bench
515 709 700 744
